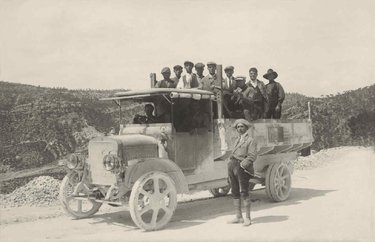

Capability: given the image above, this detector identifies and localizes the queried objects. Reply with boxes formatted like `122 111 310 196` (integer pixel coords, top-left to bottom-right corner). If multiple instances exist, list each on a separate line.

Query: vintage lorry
59 66 313 231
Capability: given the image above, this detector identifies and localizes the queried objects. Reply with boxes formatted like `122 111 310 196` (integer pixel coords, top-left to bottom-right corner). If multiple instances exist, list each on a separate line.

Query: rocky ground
1 146 374 242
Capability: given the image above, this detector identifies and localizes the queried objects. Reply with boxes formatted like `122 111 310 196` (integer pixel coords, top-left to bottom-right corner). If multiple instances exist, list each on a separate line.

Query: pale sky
1 0 374 97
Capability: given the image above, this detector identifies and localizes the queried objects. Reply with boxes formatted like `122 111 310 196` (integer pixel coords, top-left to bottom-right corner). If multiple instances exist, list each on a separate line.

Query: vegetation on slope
1 81 374 175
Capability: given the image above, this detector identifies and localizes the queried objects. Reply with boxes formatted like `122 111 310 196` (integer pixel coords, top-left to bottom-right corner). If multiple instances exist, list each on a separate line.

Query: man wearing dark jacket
155 67 177 88
263 69 285 119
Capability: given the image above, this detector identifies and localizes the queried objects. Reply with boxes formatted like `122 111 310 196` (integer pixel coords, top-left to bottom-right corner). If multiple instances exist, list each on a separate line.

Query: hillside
1 81 374 175
0 81 142 174
282 85 375 150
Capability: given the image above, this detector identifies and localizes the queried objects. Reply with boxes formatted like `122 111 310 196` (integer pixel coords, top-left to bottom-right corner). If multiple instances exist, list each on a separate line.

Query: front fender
124 158 189 194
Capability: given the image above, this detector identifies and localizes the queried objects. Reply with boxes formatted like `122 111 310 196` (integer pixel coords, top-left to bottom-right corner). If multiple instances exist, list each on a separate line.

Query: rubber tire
265 162 292 202
59 172 102 219
129 171 177 231
209 185 231 197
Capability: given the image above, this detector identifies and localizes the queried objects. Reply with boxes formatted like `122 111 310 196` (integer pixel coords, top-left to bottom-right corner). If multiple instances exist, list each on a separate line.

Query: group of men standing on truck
153 61 285 121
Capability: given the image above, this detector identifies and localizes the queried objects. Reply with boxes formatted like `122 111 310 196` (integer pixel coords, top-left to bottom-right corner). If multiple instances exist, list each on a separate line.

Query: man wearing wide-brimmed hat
263 69 285 119
227 119 257 226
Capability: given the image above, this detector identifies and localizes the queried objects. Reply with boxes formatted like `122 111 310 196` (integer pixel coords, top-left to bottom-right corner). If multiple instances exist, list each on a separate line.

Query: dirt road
1 147 374 242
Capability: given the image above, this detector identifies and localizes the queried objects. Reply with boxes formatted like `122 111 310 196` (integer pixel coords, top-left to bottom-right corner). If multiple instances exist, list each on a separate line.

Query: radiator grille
88 141 117 185
123 145 158 161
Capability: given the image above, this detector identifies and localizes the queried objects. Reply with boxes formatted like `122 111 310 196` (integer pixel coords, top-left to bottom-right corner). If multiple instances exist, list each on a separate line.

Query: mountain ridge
1 81 374 174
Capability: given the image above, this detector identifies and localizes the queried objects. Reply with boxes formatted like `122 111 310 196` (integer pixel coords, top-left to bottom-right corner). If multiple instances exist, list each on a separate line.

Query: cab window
172 99 212 132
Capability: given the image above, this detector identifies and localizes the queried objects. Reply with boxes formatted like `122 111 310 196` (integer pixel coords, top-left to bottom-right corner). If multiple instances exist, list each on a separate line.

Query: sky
0 0 374 97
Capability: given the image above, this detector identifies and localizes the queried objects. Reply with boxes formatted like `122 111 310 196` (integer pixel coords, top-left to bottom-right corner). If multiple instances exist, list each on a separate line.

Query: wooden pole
150 73 156 88
216 64 223 118
308 101 311 121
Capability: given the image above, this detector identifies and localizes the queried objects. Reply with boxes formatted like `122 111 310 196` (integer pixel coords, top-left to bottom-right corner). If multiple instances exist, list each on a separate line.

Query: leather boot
227 198 244 224
242 196 251 226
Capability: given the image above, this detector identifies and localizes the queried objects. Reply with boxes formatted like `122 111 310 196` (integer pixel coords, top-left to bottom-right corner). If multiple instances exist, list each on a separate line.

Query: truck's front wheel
59 172 102 218
129 171 177 231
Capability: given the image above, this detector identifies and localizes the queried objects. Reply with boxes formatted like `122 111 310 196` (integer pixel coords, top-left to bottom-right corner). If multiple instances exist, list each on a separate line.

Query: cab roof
101 88 215 101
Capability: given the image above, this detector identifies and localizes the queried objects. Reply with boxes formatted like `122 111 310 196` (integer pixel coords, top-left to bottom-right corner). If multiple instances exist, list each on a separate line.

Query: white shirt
175 77 184 89
239 132 247 144
249 79 258 88
184 73 193 88
224 76 234 89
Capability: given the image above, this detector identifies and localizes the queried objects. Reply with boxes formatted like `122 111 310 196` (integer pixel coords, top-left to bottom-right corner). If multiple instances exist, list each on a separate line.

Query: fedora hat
263 69 278 80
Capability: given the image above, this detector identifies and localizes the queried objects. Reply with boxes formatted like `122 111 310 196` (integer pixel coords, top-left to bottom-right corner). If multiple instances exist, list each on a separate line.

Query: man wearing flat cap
194 62 205 84
200 62 220 92
245 67 267 120
155 67 177 88
224 76 249 117
227 119 257 226
232 76 258 121
224 65 236 91
171 65 183 87
177 61 199 89
263 69 285 119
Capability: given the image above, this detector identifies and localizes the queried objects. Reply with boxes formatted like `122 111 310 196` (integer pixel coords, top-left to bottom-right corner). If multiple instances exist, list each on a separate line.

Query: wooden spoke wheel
265 162 292 202
129 171 177 231
209 185 230 197
59 172 102 218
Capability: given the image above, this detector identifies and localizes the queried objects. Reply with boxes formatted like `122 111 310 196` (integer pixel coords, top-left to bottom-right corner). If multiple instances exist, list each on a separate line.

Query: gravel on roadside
0 176 60 208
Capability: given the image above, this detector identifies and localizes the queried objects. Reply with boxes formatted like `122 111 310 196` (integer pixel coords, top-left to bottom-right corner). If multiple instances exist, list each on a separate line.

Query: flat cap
224 66 234 71
207 61 217 66
234 76 246 82
161 67 171 74
195 62 205 68
249 67 258 73
232 119 252 128
173 65 183 70
184 61 194 66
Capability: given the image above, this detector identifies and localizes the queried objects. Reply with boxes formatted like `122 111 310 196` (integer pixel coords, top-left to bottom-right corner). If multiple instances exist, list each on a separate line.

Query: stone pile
0 176 61 208
293 146 359 170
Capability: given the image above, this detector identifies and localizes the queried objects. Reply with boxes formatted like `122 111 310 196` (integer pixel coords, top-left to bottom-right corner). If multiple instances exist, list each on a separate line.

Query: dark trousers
243 103 264 121
228 158 251 199
265 104 281 119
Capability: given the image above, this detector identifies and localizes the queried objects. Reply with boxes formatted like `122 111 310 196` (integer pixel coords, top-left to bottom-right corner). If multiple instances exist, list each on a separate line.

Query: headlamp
67 154 80 169
103 154 120 171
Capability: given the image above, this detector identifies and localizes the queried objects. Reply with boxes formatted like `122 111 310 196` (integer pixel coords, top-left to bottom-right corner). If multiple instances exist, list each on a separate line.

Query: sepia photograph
0 0 374 241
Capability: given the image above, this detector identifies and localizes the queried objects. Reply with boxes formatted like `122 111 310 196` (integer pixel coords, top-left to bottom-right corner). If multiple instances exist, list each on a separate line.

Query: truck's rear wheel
59 172 102 218
209 185 230 197
129 171 177 231
265 162 292 202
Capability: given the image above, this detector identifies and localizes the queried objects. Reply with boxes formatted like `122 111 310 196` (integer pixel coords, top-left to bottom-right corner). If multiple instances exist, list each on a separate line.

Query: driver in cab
133 104 157 124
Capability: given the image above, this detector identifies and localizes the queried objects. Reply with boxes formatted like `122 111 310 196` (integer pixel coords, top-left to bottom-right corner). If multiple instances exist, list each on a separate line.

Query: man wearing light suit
227 119 257 226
